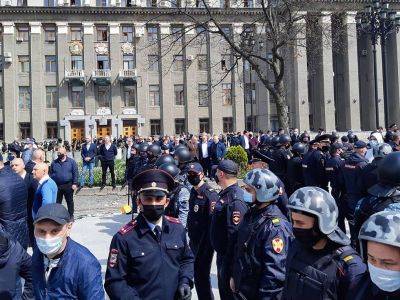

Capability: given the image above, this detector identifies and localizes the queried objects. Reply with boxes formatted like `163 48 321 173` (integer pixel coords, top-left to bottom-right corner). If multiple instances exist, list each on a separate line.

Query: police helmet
358 211 400 259
133 143 140 150
158 163 180 180
155 155 175 167
373 143 393 159
261 136 272 147
378 152 400 186
278 134 291 146
330 131 340 143
300 132 310 142
288 187 350 246
138 143 149 153
174 144 186 153
271 136 280 147
243 168 280 203
292 142 306 156
174 147 192 163
347 133 356 143
147 144 161 157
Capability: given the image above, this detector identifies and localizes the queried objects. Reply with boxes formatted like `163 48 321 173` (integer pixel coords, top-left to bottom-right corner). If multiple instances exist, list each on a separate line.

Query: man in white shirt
199 133 211 177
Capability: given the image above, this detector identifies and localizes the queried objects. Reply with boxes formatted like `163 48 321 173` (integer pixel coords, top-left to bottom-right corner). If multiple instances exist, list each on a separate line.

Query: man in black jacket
99 135 118 189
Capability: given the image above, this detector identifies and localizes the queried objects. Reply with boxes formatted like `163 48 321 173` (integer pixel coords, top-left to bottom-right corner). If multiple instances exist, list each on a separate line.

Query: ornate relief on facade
69 41 83 55
95 43 109 55
121 42 134 54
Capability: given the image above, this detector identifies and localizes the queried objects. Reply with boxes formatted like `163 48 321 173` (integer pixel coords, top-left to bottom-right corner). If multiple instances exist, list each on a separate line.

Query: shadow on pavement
95 214 133 237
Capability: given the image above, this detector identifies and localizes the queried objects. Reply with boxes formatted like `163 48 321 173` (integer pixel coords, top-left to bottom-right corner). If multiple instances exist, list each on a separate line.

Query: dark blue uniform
283 240 367 300
231 204 293 299
210 183 248 300
355 278 400 300
187 182 218 300
272 147 291 187
286 156 304 196
303 149 328 190
104 214 194 300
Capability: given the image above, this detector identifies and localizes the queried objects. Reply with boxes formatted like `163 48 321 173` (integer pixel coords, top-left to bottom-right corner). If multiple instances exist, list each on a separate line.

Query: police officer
186 162 218 300
229 168 293 299
158 163 190 227
272 134 292 188
354 152 400 248
356 211 400 299
142 143 161 171
135 143 149 174
286 142 305 196
105 169 194 300
174 147 193 186
283 187 367 300
210 160 248 300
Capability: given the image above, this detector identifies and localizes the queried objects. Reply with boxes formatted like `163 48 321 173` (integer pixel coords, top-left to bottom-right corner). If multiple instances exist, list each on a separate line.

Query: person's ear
164 197 170 209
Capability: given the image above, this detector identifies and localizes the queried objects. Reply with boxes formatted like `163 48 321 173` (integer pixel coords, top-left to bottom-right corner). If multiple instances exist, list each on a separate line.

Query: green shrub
78 159 126 186
224 146 248 177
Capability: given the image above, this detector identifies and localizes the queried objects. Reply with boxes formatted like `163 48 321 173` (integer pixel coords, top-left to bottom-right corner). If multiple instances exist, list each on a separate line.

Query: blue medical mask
369 140 378 148
35 233 65 256
368 262 400 292
243 191 254 204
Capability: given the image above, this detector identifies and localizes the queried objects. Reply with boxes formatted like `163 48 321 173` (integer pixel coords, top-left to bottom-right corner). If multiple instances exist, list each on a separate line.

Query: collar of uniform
194 182 209 195
137 214 170 236
219 182 239 197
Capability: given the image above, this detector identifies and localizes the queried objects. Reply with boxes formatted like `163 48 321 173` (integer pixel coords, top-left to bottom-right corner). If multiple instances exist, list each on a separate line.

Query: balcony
92 69 111 85
118 69 137 83
65 70 85 83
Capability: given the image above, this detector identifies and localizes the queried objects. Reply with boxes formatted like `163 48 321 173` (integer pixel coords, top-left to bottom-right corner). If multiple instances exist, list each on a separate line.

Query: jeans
80 161 94 187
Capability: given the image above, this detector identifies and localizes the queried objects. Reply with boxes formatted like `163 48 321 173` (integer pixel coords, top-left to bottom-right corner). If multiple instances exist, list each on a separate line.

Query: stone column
109 22 122 115
386 31 400 126
2 22 17 142
83 22 95 116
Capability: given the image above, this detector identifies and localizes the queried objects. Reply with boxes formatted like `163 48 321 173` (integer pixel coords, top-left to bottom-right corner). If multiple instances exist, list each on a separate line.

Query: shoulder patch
119 220 138 235
272 237 284 254
108 249 118 268
232 211 241 225
165 215 181 224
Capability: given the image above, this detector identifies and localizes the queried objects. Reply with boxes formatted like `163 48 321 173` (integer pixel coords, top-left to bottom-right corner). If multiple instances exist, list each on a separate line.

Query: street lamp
356 0 400 130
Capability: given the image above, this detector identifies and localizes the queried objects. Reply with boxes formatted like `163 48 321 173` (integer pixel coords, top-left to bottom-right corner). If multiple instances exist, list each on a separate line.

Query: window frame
71 84 85 108
149 84 160 107
123 85 136 107
222 83 232 106
45 55 57 73
19 87 31 110
198 84 209 107
174 84 184 106
46 86 58 109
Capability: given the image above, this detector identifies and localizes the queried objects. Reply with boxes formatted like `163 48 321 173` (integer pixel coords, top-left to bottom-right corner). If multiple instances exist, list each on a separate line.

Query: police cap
132 169 175 197
354 140 367 149
187 162 203 175
330 143 343 151
314 134 332 143
217 160 239 175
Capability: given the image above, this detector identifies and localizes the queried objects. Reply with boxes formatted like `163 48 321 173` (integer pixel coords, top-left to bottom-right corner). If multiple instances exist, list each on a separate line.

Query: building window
175 119 185 135
97 55 109 69
246 116 257 131
121 26 134 43
97 85 111 107
44 27 56 42
46 86 58 108
223 117 233 133
270 116 279 131
123 85 136 107
149 85 160 106
197 54 207 71
150 119 161 136
221 54 231 71
71 56 83 70
96 0 108 6
45 56 57 73
245 83 256 104
96 27 108 42
44 0 55 6
243 0 253 7
19 87 31 110
0 124 3 140
70 0 81 6
71 85 84 108
123 55 135 70
148 55 159 72
70 27 82 41
47 122 58 139
171 26 183 42
198 84 208 106
19 123 31 139
147 26 158 43
171 0 181 7
17 26 29 42
173 55 183 71
174 84 184 106
18 56 30 73
199 118 209 133
222 83 232 105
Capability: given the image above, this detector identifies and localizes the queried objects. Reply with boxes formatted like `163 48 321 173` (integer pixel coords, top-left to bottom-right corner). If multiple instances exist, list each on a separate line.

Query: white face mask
368 262 400 292
35 231 67 256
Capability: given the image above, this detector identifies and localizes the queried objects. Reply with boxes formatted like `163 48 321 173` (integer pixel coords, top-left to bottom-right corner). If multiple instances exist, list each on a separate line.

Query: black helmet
138 143 149 153
158 163 180 180
133 143 140 150
271 136 280 147
261 136 272 147
292 142 306 156
378 152 400 186
147 144 161 157
155 155 175 167
300 132 310 142
347 133 355 143
174 145 186 153
174 147 192 163
278 134 291 146
330 131 339 143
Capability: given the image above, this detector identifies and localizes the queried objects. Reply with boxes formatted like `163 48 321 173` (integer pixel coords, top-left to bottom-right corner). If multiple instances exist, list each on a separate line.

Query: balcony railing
118 69 137 82
65 69 85 83
92 69 111 85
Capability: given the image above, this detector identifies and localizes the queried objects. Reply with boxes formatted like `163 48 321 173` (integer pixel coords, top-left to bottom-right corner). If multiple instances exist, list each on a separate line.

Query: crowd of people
1 124 400 299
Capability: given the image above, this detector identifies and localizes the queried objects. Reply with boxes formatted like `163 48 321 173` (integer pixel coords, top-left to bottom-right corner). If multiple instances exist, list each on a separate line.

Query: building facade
0 1 399 142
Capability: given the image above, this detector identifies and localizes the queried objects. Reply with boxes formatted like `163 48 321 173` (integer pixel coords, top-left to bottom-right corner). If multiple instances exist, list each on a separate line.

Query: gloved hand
177 283 191 300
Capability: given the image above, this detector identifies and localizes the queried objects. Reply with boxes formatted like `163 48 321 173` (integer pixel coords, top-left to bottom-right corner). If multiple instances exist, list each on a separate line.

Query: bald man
25 149 45 175
32 163 58 219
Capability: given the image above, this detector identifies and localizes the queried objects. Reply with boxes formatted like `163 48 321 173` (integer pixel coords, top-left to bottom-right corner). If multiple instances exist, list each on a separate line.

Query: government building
0 0 399 142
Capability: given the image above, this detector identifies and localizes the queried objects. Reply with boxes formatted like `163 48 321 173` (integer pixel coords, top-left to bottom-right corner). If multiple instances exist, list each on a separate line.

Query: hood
347 152 368 164
371 132 384 144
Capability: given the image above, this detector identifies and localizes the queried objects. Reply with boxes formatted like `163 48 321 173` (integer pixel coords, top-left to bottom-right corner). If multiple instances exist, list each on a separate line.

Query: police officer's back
230 169 293 299
283 187 367 300
104 169 194 300
272 134 292 187
286 142 305 196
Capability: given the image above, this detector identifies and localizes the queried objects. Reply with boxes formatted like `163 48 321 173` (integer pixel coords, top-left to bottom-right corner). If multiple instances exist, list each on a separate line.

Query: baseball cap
217 160 239 175
34 203 71 225
354 140 368 149
187 162 203 175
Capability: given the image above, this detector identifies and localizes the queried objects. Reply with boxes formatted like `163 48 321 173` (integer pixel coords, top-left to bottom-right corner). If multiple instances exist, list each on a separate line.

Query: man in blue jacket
209 135 226 180
80 135 96 189
32 203 104 300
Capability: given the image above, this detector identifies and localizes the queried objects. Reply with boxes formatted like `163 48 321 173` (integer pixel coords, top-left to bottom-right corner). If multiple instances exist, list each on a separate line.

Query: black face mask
321 146 330 153
58 154 65 160
187 175 201 186
215 174 220 184
293 227 324 248
141 205 165 222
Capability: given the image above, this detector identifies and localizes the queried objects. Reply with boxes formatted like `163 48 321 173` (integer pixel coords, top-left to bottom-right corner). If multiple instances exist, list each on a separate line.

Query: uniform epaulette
271 218 281 226
119 220 138 235
207 187 215 192
165 215 181 224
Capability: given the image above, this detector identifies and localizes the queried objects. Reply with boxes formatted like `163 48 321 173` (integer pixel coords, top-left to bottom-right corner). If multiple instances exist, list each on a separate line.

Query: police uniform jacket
354 278 400 300
325 155 345 196
105 214 194 300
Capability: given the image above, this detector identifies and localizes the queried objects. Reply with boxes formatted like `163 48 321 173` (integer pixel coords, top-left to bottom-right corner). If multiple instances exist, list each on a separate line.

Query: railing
92 69 111 78
119 69 137 78
65 69 85 78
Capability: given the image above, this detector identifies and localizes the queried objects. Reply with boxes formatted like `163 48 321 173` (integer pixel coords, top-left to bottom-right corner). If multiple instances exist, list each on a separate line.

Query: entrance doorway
122 119 137 137
97 119 111 138
70 121 85 141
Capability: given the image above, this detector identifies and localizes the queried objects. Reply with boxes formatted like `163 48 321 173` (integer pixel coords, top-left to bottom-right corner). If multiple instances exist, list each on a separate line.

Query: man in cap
210 160 248 300
355 211 400 299
105 169 194 300
32 203 104 299
283 187 367 299
186 162 218 300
